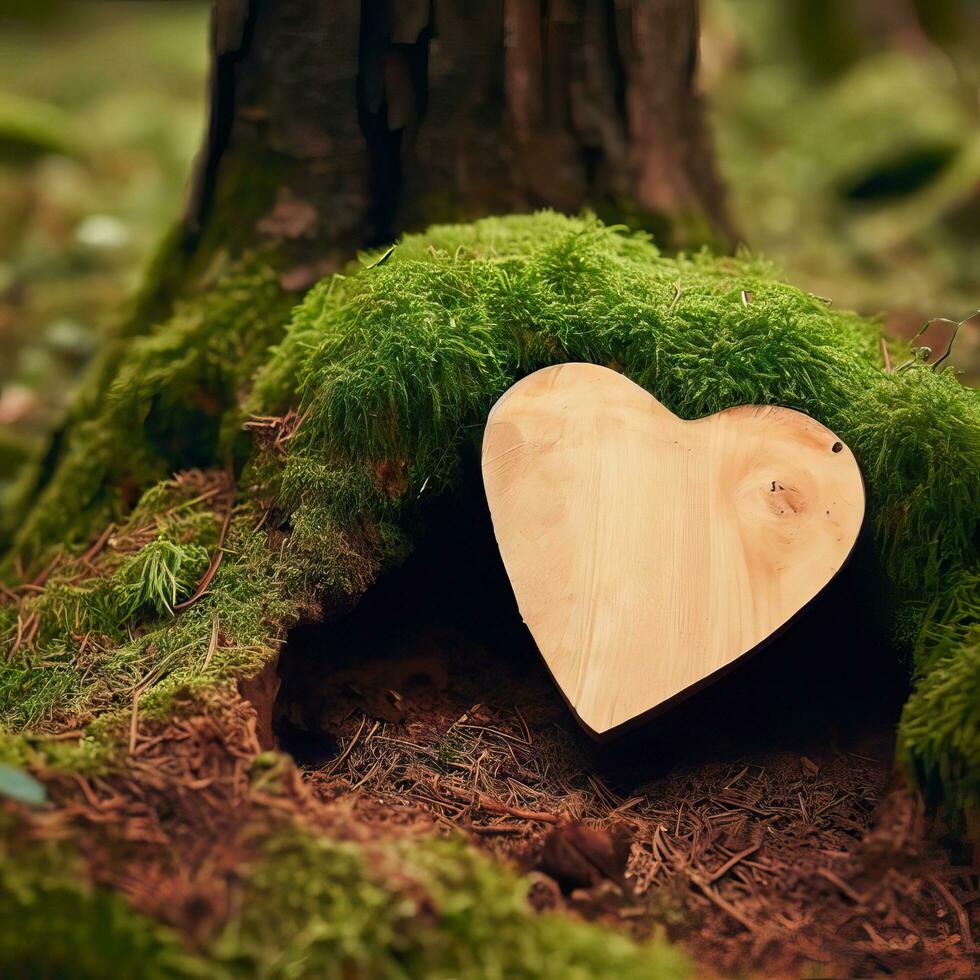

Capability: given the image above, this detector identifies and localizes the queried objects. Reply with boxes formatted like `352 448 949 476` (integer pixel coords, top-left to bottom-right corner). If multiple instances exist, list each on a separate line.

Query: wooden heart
482 363 865 739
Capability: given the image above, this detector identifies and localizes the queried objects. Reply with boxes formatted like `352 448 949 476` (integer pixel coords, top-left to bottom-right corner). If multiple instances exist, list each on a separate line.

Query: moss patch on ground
208 832 688 980
2 212 978 974
0 813 687 980
0 823 201 979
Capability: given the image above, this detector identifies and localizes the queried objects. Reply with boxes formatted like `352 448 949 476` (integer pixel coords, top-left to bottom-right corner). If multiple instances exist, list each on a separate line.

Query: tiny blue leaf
0 763 47 806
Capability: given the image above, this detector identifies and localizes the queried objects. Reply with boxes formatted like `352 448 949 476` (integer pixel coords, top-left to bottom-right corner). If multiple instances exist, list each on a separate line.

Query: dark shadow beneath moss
274 451 908 790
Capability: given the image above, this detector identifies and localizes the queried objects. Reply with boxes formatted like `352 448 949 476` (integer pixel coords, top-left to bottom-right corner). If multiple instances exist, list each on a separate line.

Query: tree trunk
183 0 734 286
4 0 735 560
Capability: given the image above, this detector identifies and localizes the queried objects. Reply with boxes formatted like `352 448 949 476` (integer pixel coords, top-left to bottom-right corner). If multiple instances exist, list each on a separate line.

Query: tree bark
2 0 737 560
183 0 734 285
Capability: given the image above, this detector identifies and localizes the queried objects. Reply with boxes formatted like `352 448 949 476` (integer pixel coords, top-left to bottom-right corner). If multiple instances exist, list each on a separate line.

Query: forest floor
270 481 980 978
13 476 979 977
3 6 978 976
294 653 980 978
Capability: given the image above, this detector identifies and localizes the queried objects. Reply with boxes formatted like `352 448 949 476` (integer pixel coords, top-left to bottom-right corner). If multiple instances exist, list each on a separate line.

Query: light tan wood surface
482 363 865 738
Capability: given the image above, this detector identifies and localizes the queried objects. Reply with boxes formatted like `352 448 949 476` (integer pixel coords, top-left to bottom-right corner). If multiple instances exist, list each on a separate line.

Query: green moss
210 830 688 980
0 817 687 979
0 479 296 736
0 824 203 979
4 254 292 565
255 216 973 591
899 569 980 814
190 150 283 261
0 728 109 772
115 537 210 617
22 533 211 649
120 222 195 340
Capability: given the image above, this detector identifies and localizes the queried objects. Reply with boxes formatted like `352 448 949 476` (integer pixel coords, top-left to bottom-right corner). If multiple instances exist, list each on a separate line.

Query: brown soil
277 630 980 977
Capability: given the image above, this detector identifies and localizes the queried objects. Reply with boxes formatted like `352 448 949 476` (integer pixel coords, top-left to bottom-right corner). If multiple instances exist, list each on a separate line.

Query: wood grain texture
482 363 865 738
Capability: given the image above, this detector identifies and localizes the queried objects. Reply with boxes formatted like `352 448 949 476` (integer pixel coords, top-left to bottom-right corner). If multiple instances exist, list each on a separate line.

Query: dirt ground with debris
296 680 979 977
267 486 980 977
10 486 980 977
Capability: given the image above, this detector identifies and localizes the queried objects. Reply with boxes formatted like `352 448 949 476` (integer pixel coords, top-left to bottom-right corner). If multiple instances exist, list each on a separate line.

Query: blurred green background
0 1 208 484
0 0 977 493
701 0 980 364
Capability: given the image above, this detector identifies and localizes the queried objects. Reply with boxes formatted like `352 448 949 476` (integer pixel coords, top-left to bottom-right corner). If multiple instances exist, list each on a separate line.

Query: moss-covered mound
1 818 689 979
1 212 978 974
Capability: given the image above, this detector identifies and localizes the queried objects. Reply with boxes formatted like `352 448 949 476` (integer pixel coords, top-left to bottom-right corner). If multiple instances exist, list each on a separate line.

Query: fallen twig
326 715 368 775
707 842 760 884
202 613 220 672
928 875 976 952
690 873 758 933
130 686 147 754
174 503 234 611
79 522 116 565
474 792 560 825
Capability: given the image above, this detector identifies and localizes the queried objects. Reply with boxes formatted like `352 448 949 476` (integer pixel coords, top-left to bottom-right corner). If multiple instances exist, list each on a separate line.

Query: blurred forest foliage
702 0 980 367
0 0 977 499
0 1 208 489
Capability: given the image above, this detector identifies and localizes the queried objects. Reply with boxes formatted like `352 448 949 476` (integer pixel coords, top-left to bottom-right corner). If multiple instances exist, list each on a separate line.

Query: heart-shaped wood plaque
482 363 865 739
